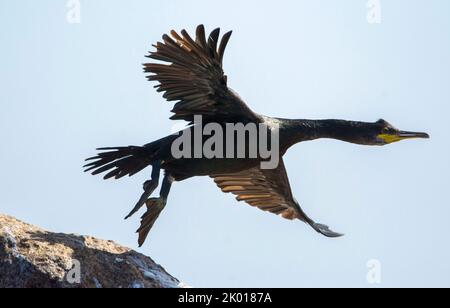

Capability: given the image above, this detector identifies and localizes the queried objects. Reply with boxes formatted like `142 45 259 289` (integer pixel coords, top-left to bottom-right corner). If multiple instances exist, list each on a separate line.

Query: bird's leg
124 161 161 220
294 199 344 238
136 173 174 247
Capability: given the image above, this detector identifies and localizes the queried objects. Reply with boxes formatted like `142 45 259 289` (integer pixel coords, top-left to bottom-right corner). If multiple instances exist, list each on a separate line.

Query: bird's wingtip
311 223 344 238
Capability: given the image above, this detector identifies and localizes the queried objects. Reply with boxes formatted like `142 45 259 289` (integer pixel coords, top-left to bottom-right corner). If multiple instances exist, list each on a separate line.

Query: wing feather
144 25 260 124
211 159 307 221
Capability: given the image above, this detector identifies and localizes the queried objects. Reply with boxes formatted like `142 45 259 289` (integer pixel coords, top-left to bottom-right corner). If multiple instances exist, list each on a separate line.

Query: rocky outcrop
0 214 182 288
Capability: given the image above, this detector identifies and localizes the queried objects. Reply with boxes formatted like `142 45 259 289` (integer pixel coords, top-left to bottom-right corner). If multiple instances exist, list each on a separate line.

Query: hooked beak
397 131 430 140
378 130 430 144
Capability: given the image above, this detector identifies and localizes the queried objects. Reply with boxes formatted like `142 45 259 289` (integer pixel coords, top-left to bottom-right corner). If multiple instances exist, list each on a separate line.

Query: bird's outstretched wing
210 159 343 238
144 24 261 124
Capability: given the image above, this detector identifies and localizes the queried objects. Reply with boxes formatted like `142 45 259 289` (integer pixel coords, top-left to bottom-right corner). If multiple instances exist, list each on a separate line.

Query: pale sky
1 0 449 287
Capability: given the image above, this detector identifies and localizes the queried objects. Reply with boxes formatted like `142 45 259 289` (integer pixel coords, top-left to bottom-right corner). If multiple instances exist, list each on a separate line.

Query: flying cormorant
84 25 429 246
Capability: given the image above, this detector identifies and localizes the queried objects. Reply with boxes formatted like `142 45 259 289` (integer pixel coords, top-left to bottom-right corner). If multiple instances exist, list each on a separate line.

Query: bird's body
116 118 389 180
85 25 429 246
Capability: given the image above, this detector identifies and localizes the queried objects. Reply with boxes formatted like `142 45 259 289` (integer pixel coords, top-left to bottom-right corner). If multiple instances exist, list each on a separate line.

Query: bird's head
370 119 429 146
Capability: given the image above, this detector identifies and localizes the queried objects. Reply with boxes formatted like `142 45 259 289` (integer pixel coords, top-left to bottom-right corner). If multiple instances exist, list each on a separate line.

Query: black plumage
85 25 429 246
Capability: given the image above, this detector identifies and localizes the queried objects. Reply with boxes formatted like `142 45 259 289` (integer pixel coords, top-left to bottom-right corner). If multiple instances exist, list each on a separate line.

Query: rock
0 214 182 288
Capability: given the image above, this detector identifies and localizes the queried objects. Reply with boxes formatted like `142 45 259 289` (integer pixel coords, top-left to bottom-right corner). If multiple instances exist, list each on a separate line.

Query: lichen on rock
0 214 181 288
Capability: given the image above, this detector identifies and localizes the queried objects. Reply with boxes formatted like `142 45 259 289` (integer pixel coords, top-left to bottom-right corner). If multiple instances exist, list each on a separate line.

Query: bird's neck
281 119 373 149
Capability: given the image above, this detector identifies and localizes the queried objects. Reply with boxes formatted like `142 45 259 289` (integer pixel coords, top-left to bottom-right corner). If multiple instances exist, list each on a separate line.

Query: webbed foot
136 197 167 247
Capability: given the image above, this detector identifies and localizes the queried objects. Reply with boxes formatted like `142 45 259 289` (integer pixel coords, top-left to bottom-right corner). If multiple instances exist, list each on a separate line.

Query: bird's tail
84 146 156 180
